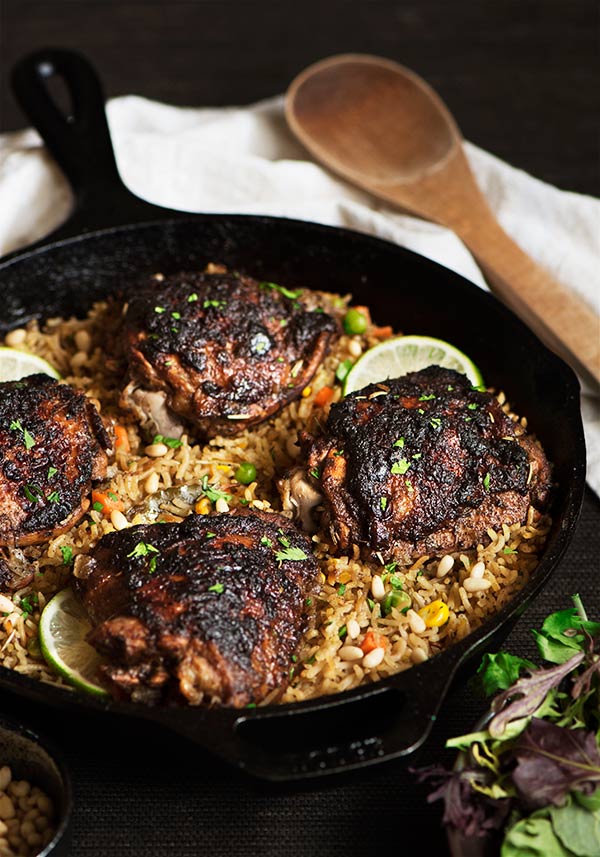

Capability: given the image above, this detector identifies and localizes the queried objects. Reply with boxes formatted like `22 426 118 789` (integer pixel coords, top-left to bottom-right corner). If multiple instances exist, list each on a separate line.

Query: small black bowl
0 715 72 856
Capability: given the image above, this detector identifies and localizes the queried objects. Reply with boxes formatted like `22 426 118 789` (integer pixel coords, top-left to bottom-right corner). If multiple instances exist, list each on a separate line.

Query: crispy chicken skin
0 374 109 546
74 509 319 707
119 269 338 439
291 367 551 562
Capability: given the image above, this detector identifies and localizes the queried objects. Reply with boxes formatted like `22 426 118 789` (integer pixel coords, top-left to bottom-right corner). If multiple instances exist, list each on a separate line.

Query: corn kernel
302 386 312 398
418 600 450 628
338 570 352 584
194 497 211 515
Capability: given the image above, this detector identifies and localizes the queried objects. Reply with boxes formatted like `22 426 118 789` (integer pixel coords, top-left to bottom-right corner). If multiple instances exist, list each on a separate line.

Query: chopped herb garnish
92 501 103 512
107 491 118 502
60 546 73 565
405 479 414 493
200 475 232 504
209 582 224 594
19 594 38 615
275 546 309 562
503 546 518 555
430 417 442 429
47 491 60 504
291 655 298 663
47 466 58 479
206 532 217 539
127 541 160 559
152 434 183 448
277 530 291 548
389 574 404 590
419 394 436 401
384 561 398 574
335 359 353 383
467 403 478 410
337 584 346 596
418 408 425 414
380 497 388 511
171 311 181 319
391 459 411 475
23 484 43 504
259 281 303 300
260 536 273 548
394 437 405 448
246 702 257 708
9 420 35 450
338 625 347 640
412 453 422 460
203 299 226 309
154 306 165 314
483 472 491 491
367 597 376 611
148 556 158 573
305 654 316 665
447 385 454 391
309 468 320 480
276 357 285 363
333 449 344 457
188 293 198 302
305 598 313 607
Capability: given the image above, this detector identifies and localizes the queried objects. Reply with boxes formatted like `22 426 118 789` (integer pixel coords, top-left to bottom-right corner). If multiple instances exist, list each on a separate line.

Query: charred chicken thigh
287 367 551 562
119 268 338 439
75 509 319 706
0 374 109 546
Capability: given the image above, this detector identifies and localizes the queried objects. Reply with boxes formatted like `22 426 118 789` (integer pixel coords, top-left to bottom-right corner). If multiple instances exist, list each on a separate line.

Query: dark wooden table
1 2 598 855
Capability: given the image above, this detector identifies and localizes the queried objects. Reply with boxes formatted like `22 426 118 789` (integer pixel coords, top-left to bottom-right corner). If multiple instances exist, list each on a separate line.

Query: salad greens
413 595 600 856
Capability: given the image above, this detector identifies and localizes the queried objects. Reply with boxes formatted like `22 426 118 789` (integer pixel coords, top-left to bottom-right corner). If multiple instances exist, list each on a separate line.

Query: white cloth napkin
1 94 598 493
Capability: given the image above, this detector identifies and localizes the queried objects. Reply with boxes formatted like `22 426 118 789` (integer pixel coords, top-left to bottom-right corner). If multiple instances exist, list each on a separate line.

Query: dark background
0 1 599 855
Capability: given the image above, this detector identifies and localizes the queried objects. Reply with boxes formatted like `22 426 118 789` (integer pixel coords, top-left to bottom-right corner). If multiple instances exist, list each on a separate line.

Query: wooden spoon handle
455 210 600 391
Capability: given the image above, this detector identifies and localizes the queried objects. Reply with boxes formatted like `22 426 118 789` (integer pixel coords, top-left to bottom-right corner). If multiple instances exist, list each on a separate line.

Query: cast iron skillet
0 49 586 781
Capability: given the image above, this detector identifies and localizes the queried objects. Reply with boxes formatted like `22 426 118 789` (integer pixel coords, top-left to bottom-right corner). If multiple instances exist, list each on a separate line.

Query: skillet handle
10 48 173 245
165 654 460 781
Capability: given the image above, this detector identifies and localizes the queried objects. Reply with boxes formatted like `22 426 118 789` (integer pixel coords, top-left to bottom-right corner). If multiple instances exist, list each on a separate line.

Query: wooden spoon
286 53 600 390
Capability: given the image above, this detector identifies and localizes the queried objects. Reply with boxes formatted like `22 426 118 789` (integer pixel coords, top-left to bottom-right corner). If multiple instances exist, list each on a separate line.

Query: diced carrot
372 325 394 340
91 490 124 517
360 630 388 654
314 386 334 408
114 425 131 453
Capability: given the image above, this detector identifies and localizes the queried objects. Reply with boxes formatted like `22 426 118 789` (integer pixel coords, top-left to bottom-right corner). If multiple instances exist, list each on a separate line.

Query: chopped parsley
19 594 38 615
206 532 217 539
419 394 436 401
467 403 478 410
60 546 73 565
152 434 183 448
417 408 425 414
309 468 320 480
9 420 35 450
127 541 160 559
275 546 308 562
277 530 291 548
47 491 61 504
171 311 181 320
384 561 398 574
380 497 388 511
335 359 353 383
305 598 313 607
430 417 442 429
389 574 403 590
503 546 518 555
47 466 58 479
367 597 376 611
337 583 346 596
393 437 405 448
154 306 165 314
107 491 118 502
391 459 411 475
92 501 104 512
188 292 199 302
23 484 43 504
203 299 226 309
483 472 491 491
405 479 414 494
412 453 422 460
200 475 232 504
209 582 224 594
259 281 302 300
260 536 273 548
333 449 344 457
338 624 347 640
447 385 454 391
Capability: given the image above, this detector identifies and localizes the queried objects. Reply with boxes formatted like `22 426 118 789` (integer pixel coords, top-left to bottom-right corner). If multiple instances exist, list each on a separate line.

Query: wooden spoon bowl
286 54 600 390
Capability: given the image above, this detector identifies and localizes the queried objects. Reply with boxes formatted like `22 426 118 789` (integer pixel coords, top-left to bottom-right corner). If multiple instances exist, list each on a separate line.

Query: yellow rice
0 295 551 702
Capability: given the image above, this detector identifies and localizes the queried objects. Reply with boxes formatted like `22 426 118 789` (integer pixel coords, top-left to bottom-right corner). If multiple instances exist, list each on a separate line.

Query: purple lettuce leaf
510 718 600 809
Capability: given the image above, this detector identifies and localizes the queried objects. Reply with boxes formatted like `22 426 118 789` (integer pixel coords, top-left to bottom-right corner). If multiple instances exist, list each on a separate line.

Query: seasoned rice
0 295 551 702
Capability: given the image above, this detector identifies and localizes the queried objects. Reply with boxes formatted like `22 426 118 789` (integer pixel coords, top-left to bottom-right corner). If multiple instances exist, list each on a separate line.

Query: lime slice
344 335 484 395
39 588 107 697
0 347 60 383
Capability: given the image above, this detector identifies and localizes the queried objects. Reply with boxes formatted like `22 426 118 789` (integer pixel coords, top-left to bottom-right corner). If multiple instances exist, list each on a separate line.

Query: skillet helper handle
167 655 458 781
11 48 168 243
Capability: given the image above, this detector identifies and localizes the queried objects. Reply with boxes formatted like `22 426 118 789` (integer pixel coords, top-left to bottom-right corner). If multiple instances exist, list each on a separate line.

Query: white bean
5 328 26 347
110 510 129 531
346 618 360 640
436 554 454 577
144 442 168 458
0 595 15 614
74 329 91 352
0 795 15 820
371 574 385 601
407 608 426 634
144 472 160 494
463 578 492 592
215 498 229 513
339 645 364 662
0 767 11 793
363 647 385 669
470 561 486 579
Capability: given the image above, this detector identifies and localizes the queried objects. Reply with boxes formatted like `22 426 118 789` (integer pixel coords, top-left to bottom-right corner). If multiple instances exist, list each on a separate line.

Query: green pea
235 461 257 485
381 590 411 616
343 308 368 335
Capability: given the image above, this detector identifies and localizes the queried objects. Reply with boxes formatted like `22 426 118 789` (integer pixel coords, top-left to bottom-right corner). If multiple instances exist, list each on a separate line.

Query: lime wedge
0 347 60 383
39 588 107 697
344 335 484 395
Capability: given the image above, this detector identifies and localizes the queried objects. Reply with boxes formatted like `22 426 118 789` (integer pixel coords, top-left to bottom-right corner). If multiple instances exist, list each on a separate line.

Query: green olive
343 308 368 335
235 461 257 485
